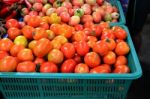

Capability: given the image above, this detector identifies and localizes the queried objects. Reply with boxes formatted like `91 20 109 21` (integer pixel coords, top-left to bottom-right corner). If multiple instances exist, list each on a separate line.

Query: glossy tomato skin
103 51 116 65
50 23 60 35
0 56 18 72
90 64 111 73
115 41 130 55
93 41 109 56
40 62 58 73
0 51 9 60
75 24 83 31
6 19 19 29
28 40 38 50
61 43 75 59
0 38 14 52
33 27 48 40
33 38 52 58
61 59 76 73
73 53 82 63
84 52 101 68
102 38 116 51
8 27 21 40
72 31 87 42
76 41 89 56
101 29 115 40
75 63 89 73
27 16 41 27
114 56 127 67
22 25 34 39
34 57 45 65
113 65 130 73
17 61 36 72
17 48 34 61
114 28 127 40
10 44 25 57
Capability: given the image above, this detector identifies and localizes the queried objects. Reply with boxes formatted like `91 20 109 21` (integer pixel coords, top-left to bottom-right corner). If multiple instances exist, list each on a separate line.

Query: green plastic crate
0 25 142 99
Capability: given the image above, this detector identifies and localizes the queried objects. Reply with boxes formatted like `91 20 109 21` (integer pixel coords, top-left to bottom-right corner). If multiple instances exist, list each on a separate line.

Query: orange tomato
0 51 9 60
28 40 38 50
103 51 116 65
114 56 128 67
72 31 87 42
27 15 41 27
113 65 130 73
22 25 34 39
90 64 111 73
33 27 48 40
102 38 116 50
0 38 14 52
10 44 25 57
8 27 21 40
75 63 89 73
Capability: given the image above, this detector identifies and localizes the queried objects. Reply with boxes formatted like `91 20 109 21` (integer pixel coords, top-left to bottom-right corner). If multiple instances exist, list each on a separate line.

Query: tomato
81 15 93 23
115 41 130 55
51 40 62 49
90 64 111 73
10 44 25 57
22 25 34 39
28 40 38 50
76 41 89 56
87 36 98 42
17 48 34 61
33 27 48 40
103 51 116 65
75 24 83 31
17 61 36 72
0 51 9 60
102 38 116 50
41 16 50 23
61 59 76 73
50 24 61 35
73 53 82 63
113 65 130 73
84 21 94 28
75 63 89 73
33 38 52 58
29 11 38 16
0 56 17 72
40 62 58 73
49 13 61 24
46 30 55 40
90 25 102 37
48 49 64 64
5 19 19 29
40 22 49 30
27 16 41 27
8 27 21 40
114 28 127 40
99 22 109 30
60 12 70 23
72 31 87 42
53 35 68 45
0 38 14 52
92 11 102 23
84 52 101 68
114 56 128 67
93 41 109 56
101 29 115 40
34 57 45 65
61 43 75 59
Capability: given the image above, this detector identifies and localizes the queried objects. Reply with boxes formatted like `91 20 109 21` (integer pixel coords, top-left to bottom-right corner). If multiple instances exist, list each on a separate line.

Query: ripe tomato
17 61 36 72
101 29 115 40
8 27 21 40
33 38 52 58
5 19 19 29
34 57 45 65
102 38 116 50
61 59 76 73
0 56 18 72
27 15 41 27
72 31 87 42
81 15 93 23
40 22 49 30
0 38 14 52
75 63 89 73
48 49 64 64
114 56 128 67
93 41 109 56
40 62 58 73
113 65 130 73
115 41 130 55
61 43 75 59
76 41 89 56
51 40 62 49
46 30 55 40
75 24 83 31
114 28 127 40
103 51 116 65
0 51 9 60
50 23 61 35
17 48 34 61
73 53 82 63
99 22 109 30
90 64 111 73
87 36 98 42
90 25 102 37
53 35 68 45
10 44 25 57
33 27 48 40
28 40 38 50
22 25 34 39
84 52 101 68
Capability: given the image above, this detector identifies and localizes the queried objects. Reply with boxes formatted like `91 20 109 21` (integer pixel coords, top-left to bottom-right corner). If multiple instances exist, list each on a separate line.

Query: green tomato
74 8 84 17
104 13 112 22
14 36 28 47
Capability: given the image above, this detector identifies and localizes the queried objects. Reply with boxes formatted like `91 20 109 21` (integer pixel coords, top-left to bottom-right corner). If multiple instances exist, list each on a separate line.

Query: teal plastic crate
0 25 142 99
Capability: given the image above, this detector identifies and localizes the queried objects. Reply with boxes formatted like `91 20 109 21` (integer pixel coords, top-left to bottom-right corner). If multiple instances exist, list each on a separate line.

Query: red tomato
87 36 98 42
0 51 9 60
76 41 89 56
114 56 128 67
90 64 111 73
61 43 75 59
40 62 58 73
113 65 130 73
103 51 116 65
33 27 48 40
48 49 64 64
5 19 19 29
22 25 34 39
27 16 41 27
0 38 14 52
10 44 25 57
91 25 102 37
114 28 127 40
115 41 130 55
33 38 52 58
84 21 94 28
17 48 34 61
17 61 36 72
102 38 116 50
81 15 93 23
40 22 49 30
72 31 87 42
61 59 76 73
60 12 70 23
99 22 109 30
75 63 89 73
0 56 17 72
73 53 82 63
84 52 101 68
93 41 109 56
101 29 115 40
28 40 38 50
75 24 83 31
50 23 61 35
34 57 45 65
8 27 21 40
